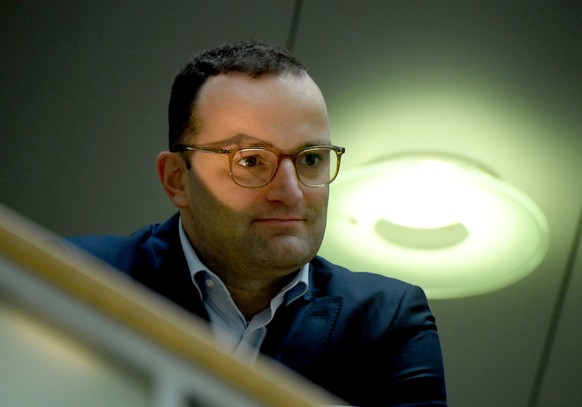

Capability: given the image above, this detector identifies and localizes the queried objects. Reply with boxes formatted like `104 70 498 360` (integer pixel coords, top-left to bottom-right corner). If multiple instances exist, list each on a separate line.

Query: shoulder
310 255 417 295
65 213 181 273
309 255 433 323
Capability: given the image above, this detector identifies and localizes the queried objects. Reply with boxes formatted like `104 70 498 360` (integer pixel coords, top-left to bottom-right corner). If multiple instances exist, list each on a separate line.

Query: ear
156 151 190 208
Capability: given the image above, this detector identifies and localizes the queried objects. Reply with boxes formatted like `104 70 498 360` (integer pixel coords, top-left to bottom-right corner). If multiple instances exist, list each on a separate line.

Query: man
68 40 447 406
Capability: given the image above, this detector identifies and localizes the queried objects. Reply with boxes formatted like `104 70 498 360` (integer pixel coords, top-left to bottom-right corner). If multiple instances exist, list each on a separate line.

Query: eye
238 154 259 168
233 149 273 170
298 150 327 168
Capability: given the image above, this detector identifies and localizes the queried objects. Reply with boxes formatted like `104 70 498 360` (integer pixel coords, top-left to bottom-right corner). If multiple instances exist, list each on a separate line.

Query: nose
264 158 303 205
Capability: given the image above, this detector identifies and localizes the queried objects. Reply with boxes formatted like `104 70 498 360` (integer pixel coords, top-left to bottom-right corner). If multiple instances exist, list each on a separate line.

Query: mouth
254 217 304 222
253 217 305 227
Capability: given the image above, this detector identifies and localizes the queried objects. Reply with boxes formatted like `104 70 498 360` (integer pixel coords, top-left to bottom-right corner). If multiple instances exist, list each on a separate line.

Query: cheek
193 174 256 211
190 160 251 207
307 187 330 208
221 188 258 210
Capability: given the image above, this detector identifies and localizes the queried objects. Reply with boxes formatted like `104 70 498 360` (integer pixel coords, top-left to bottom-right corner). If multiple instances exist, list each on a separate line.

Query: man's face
179 72 331 279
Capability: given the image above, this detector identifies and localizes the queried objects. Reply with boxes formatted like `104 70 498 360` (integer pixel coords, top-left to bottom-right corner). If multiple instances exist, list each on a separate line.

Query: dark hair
168 40 308 149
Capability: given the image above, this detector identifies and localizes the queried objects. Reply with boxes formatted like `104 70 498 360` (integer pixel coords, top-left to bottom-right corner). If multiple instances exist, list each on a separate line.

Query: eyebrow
208 133 332 150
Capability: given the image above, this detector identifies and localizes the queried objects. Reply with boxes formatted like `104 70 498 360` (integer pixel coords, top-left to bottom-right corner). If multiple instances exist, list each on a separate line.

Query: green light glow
319 154 549 299
320 76 555 298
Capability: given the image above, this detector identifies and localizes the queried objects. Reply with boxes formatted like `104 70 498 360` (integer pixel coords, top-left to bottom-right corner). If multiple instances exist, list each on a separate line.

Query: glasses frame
171 143 346 188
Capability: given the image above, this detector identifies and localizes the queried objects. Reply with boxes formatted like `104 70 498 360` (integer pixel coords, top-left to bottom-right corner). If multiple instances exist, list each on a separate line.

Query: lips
254 218 304 223
255 217 304 221
253 217 305 227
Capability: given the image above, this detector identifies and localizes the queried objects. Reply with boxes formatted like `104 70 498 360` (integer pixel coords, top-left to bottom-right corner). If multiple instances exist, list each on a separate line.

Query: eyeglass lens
231 148 338 187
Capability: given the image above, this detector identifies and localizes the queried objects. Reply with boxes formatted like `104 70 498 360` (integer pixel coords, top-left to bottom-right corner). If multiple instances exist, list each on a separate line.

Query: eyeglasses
172 143 346 188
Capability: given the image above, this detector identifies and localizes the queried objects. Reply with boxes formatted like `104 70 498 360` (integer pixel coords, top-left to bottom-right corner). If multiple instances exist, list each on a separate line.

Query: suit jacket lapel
137 213 210 322
261 266 342 371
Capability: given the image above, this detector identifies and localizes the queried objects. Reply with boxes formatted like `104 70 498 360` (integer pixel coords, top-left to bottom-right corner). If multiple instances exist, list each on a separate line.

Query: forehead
192 72 330 148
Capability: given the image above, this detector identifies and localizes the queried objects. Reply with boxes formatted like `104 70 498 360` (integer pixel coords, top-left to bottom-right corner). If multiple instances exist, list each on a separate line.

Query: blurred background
1 1 581 406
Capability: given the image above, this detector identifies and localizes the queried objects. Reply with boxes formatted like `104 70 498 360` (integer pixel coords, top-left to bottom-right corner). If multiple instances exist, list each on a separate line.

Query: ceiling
1 1 581 406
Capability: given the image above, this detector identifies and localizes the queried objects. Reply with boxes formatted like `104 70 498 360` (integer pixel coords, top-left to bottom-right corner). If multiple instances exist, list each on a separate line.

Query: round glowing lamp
319 153 550 299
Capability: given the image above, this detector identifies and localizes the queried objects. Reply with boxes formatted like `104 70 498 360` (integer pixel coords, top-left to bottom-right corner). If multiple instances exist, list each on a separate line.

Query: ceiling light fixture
319 152 550 299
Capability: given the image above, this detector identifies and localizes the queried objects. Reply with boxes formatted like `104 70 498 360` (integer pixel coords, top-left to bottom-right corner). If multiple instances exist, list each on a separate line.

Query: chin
268 239 318 267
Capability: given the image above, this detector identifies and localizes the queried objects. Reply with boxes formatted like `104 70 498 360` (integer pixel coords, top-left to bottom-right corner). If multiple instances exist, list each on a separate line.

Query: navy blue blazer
68 213 447 406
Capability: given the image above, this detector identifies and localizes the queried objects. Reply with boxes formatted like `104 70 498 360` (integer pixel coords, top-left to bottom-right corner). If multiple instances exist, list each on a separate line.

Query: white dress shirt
178 218 309 363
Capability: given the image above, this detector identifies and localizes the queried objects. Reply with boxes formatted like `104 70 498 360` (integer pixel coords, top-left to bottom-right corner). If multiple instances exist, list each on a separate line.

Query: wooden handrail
0 203 342 407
